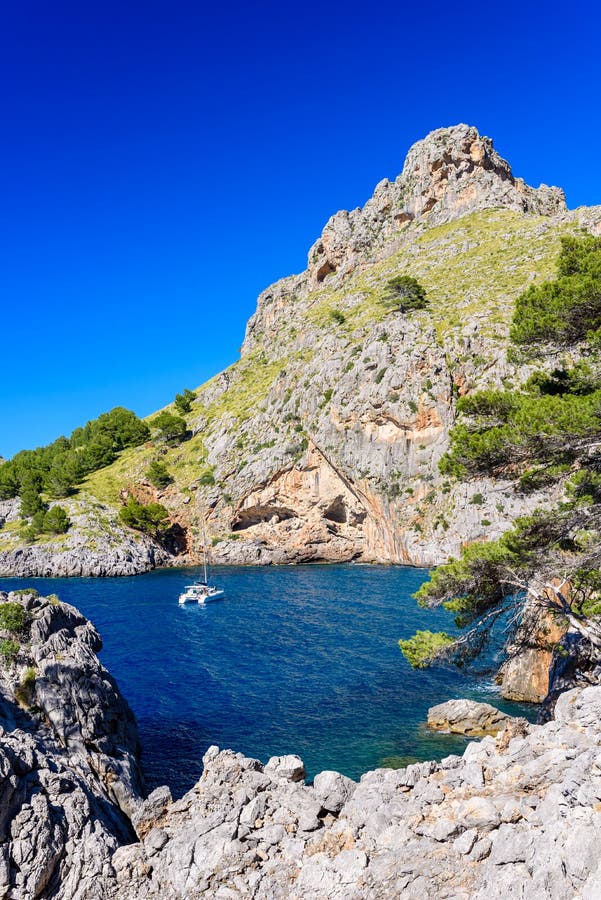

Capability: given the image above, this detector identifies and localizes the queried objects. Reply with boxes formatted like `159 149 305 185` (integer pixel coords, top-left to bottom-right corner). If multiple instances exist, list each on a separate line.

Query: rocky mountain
2 123 601 579
3 588 601 898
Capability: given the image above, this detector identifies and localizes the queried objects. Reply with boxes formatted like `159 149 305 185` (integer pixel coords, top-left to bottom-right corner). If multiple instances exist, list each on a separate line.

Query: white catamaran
178 497 224 605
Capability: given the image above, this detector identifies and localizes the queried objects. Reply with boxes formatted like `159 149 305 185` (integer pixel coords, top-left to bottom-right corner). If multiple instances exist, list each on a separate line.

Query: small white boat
178 495 224 605
178 583 225 605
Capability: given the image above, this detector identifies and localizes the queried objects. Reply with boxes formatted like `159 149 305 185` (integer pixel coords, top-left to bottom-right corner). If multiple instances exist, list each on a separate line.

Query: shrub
119 498 170 538
15 667 36 707
174 388 197 415
198 470 216 486
43 506 70 534
0 639 19 663
146 460 173 489
381 275 428 314
511 235 601 348
0 603 27 635
151 412 188 445
470 493 484 505
329 309 346 325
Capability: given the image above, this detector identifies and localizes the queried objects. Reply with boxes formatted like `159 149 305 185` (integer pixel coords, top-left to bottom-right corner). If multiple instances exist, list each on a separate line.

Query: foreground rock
427 698 517 736
112 685 601 899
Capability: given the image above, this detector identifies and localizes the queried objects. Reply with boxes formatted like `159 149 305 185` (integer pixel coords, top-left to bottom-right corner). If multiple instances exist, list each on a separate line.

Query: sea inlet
2 564 534 796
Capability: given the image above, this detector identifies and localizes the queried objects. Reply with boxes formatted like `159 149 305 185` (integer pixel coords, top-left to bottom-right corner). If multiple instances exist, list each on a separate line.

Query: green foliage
398 630 454 668
198 470 215 486
118 498 170 538
441 380 601 479
19 472 46 519
470 493 484 505
151 412 188 445
146 459 173 489
415 511 562 620
174 388 197 415
329 309 346 325
42 506 70 534
567 469 601 505
0 603 27 635
0 639 19 663
0 407 150 505
0 464 19 500
511 235 601 347
381 275 428 314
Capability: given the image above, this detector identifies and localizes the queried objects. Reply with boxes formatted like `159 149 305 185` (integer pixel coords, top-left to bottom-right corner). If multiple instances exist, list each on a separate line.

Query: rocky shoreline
0 588 600 898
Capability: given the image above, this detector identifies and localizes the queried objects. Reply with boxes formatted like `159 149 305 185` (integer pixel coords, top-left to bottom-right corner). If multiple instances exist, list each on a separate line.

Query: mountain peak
307 124 566 284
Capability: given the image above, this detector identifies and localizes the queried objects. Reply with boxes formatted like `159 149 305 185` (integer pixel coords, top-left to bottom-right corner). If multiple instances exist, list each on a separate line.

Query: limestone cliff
2 123 601 578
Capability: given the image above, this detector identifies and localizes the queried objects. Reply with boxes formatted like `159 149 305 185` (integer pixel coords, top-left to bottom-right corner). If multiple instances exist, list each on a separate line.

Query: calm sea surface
1 564 534 796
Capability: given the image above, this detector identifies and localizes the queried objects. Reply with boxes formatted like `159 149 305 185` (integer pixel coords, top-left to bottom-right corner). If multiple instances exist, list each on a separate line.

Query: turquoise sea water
1 564 535 796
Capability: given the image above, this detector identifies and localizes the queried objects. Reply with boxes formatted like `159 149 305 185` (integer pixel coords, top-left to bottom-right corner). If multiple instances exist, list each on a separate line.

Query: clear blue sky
1 0 599 458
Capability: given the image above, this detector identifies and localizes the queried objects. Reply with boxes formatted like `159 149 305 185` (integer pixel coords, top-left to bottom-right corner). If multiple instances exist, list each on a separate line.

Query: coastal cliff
3 124 601 579
2 589 601 898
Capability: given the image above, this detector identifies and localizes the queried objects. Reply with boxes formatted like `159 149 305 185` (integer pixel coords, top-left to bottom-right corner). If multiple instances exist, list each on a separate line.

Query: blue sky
1 0 599 458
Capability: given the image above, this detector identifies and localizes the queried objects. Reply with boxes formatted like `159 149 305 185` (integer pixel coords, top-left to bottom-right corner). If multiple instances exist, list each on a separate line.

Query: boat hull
178 587 225 605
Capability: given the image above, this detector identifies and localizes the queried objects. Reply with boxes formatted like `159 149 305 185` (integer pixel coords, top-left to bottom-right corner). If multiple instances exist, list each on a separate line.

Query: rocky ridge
3 591 601 898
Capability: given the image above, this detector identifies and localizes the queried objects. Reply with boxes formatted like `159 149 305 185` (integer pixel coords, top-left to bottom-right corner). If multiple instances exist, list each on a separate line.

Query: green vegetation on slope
305 209 574 343
0 407 150 511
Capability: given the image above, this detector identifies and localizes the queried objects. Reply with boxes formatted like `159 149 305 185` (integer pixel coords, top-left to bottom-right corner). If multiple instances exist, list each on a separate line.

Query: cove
1 564 534 797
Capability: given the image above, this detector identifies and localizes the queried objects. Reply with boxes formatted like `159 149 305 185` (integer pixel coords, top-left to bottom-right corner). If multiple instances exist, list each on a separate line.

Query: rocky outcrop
497 585 569 703
0 499 172 577
0 590 143 896
304 124 566 289
427 698 518 737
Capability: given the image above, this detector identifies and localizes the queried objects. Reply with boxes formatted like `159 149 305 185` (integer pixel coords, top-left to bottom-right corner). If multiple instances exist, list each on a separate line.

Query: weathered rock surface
0 499 171 578
497 583 570 703
3 593 601 898
427 698 517 736
0 590 143 897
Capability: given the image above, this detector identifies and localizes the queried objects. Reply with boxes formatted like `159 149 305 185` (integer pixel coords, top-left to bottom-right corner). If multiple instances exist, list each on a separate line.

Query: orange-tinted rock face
497 586 569 704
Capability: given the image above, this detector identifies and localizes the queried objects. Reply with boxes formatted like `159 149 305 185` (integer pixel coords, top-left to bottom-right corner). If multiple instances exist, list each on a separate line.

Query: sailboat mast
201 513 208 584
197 487 209 583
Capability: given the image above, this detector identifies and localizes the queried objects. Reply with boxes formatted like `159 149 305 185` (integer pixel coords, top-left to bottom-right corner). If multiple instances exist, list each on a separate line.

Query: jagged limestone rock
0 591 142 896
